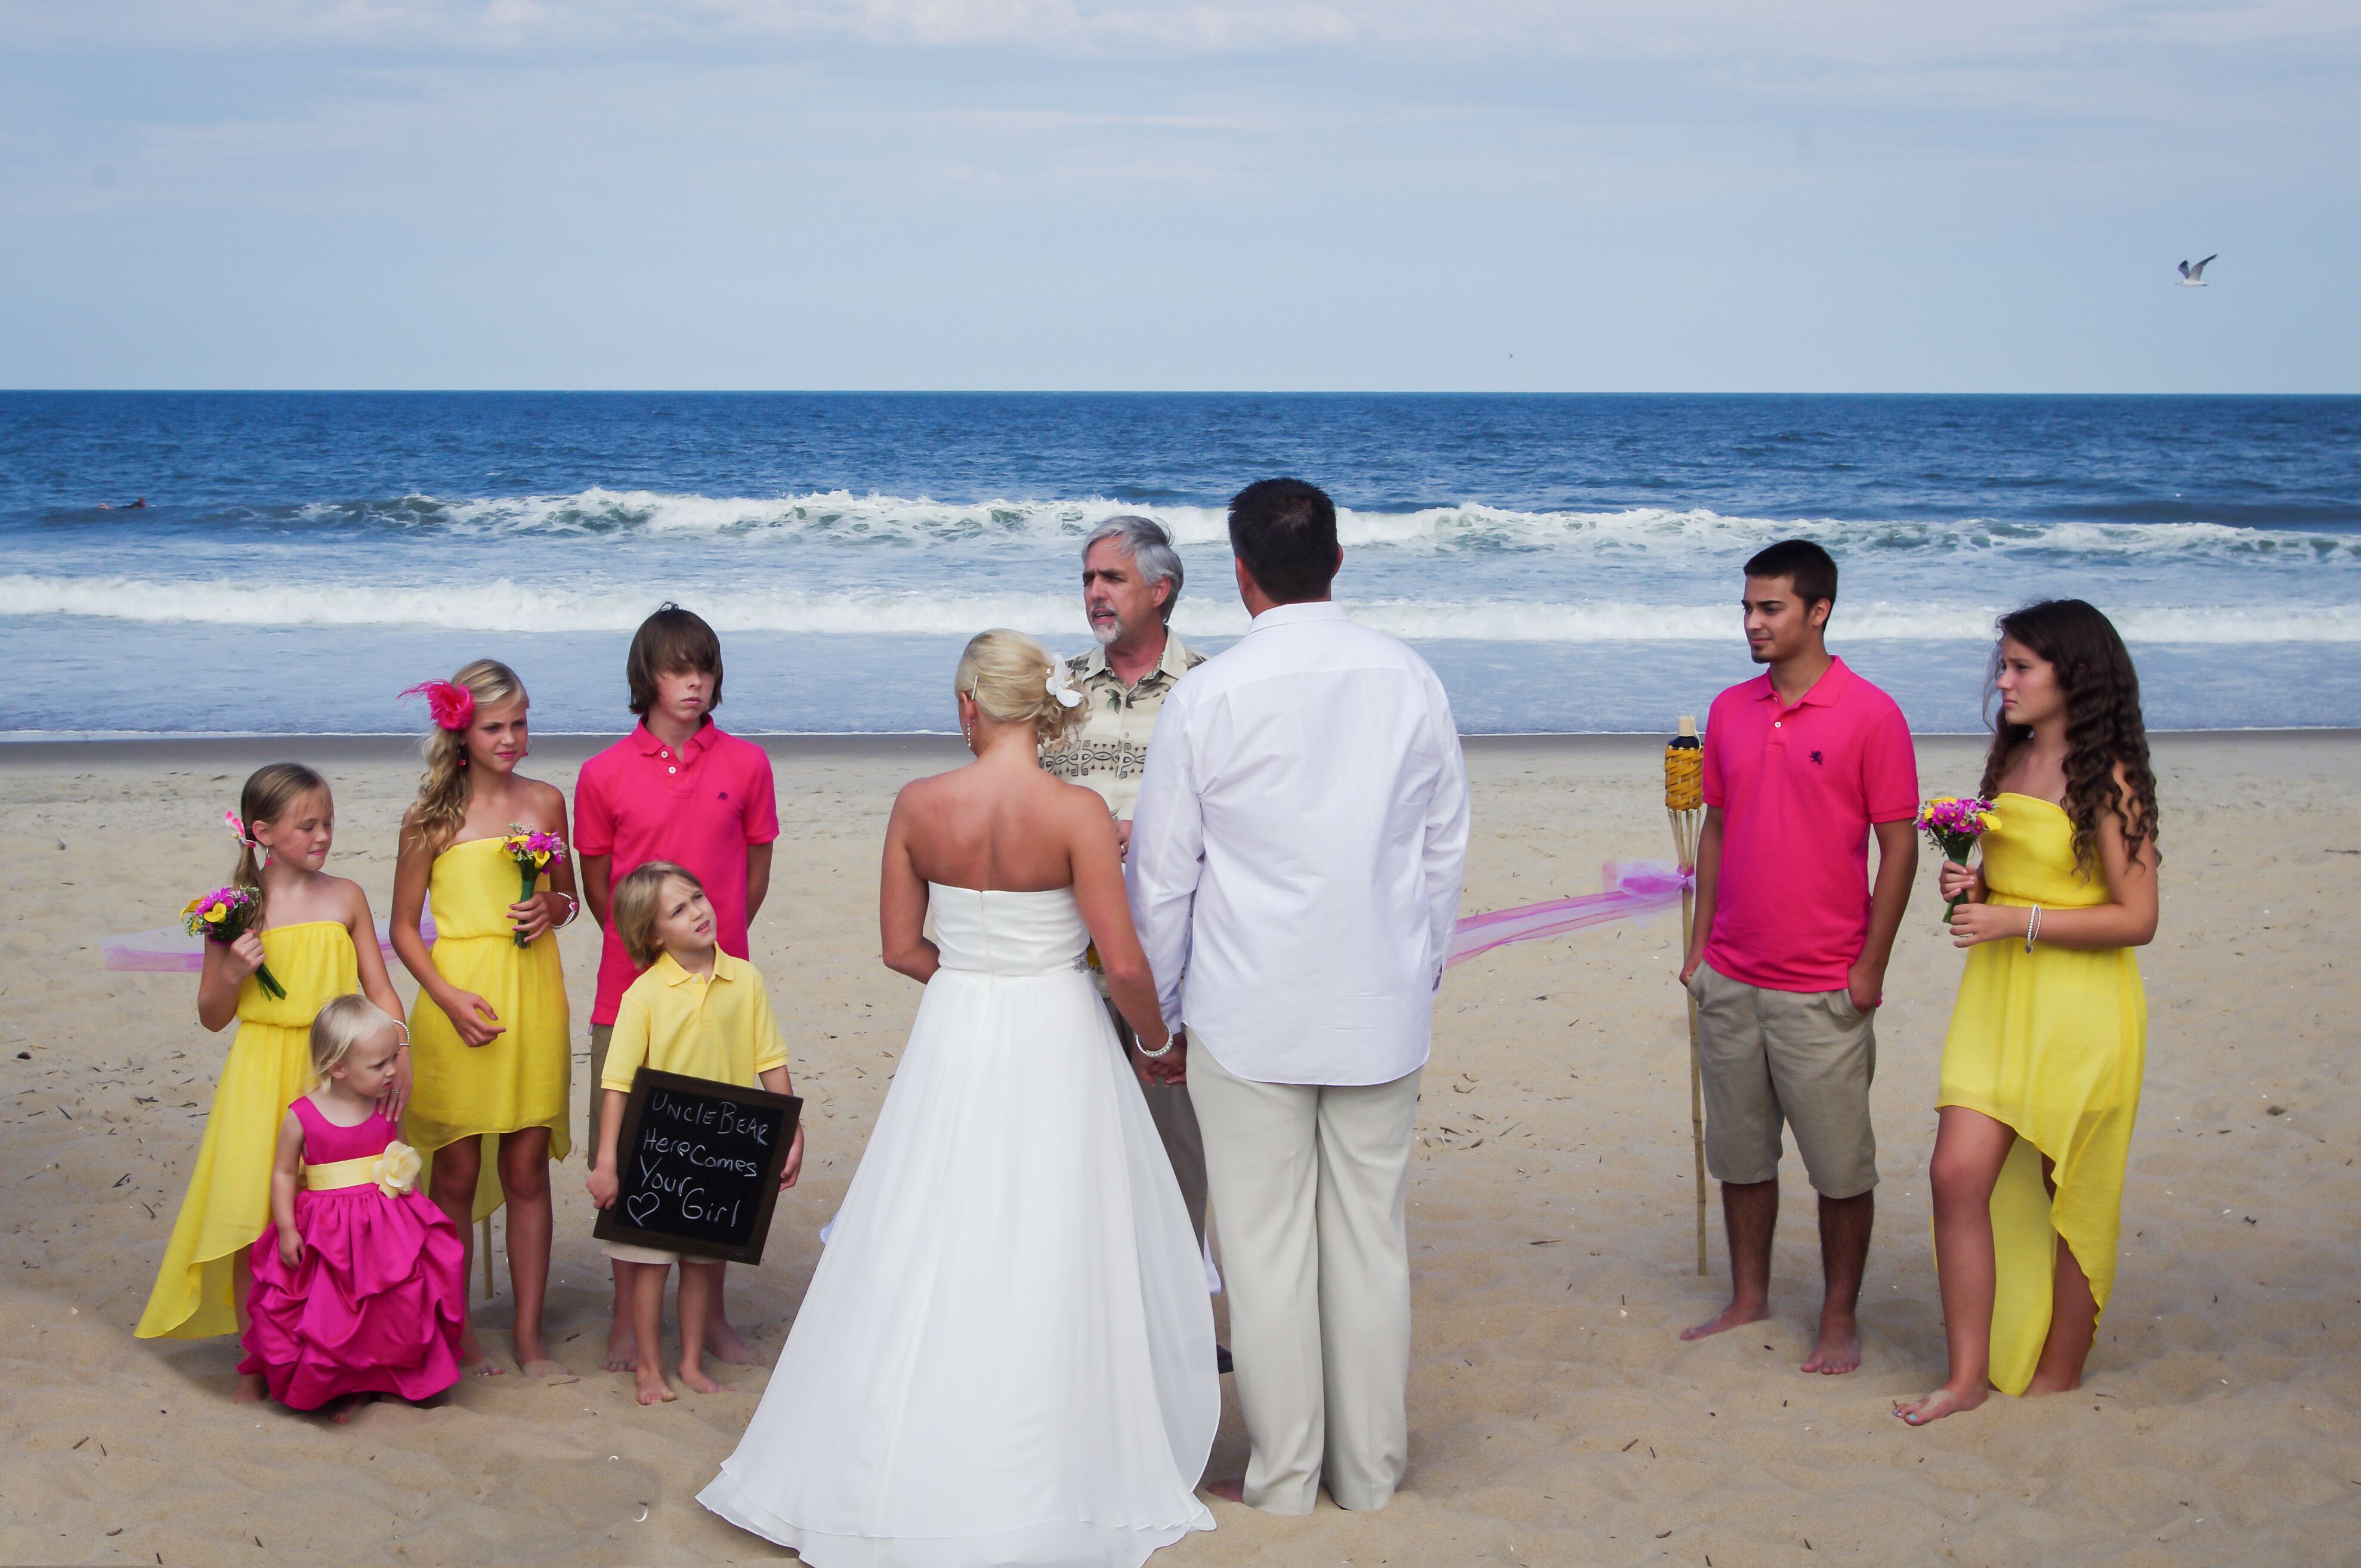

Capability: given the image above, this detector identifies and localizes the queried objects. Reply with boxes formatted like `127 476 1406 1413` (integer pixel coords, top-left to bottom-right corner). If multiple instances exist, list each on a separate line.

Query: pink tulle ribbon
103 915 435 972
399 679 475 731
1445 861 1692 969
107 869 1683 977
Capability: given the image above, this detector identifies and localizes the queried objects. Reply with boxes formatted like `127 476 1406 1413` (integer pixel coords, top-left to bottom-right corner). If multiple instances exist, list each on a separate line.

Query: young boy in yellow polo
586 861 805 1406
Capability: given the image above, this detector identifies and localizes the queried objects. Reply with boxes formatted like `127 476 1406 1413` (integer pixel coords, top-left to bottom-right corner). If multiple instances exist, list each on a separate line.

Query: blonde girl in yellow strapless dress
1896 600 2160 1426
137 763 410 1402
391 661 579 1378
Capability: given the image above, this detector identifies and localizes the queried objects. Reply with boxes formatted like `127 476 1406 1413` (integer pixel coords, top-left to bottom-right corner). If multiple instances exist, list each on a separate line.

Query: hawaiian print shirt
1046 631 1206 820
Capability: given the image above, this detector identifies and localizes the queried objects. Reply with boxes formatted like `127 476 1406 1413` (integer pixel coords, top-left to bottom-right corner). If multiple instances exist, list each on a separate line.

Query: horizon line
6 388 2359 399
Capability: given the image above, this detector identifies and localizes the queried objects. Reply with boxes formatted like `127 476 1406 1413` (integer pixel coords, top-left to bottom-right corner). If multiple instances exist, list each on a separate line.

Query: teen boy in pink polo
576 603 779 1370
1677 540 1918 1378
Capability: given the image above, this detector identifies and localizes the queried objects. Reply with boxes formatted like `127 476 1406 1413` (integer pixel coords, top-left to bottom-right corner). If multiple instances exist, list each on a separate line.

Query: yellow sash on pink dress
302 1141 423 1197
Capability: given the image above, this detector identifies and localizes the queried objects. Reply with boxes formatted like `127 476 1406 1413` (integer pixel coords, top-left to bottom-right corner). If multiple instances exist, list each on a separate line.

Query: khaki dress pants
1188 1040 1420 1515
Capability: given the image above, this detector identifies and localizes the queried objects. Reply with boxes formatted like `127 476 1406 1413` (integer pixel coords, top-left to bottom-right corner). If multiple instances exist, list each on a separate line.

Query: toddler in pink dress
240 996 466 1417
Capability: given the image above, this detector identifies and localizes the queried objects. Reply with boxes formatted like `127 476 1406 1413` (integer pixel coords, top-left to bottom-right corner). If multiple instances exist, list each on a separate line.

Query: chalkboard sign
591 1069 802 1264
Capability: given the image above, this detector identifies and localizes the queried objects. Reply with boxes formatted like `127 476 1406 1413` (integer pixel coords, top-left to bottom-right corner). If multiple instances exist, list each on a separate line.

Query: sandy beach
3 729 2357 1567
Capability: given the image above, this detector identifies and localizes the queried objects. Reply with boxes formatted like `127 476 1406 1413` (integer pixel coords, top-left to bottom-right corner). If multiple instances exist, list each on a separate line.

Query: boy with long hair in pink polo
1677 540 1918 1377
576 604 781 1372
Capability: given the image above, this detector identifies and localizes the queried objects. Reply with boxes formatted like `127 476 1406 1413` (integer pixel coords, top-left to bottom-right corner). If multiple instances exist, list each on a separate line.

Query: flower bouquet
503 825 567 947
1915 796 2000 923
181 886 286 998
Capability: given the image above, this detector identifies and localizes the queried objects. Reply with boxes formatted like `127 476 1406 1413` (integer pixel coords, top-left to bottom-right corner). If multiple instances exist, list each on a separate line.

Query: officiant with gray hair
1047 515 1215 1264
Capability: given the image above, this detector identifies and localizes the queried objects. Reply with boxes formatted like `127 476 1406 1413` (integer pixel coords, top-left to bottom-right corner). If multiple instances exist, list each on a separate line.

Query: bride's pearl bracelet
1136 1033 1176 1059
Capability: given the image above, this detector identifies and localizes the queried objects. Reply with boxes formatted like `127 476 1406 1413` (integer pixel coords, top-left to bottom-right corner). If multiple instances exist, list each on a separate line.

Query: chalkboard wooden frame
591 1068 803 1266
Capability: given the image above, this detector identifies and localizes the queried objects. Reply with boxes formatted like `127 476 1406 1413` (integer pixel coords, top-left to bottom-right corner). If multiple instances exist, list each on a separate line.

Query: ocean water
2 392 2357 737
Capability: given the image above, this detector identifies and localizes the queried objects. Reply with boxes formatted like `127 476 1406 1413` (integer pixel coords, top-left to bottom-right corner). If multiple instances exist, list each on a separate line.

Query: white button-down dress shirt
1126 601 1471 1086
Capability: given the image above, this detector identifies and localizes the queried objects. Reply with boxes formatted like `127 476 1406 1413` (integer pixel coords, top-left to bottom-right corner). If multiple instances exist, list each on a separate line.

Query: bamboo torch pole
1665 716 1708 1276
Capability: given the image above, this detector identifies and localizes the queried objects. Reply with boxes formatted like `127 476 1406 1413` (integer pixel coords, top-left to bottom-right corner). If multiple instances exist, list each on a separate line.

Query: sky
2 1 2357 392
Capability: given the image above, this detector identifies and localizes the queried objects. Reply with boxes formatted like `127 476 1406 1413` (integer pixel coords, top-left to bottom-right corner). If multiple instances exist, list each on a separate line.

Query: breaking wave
272 490 2361 564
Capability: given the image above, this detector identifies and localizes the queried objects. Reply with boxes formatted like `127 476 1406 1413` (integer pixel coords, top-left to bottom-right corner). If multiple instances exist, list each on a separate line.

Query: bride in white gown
700 630 1218 1567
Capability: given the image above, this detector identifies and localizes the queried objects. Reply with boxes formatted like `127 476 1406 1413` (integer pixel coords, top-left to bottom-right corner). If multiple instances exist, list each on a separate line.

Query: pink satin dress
238 1099 467 1410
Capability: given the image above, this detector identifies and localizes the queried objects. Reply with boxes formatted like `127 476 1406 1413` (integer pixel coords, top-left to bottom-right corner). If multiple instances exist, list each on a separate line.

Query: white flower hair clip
1045 665 1083 709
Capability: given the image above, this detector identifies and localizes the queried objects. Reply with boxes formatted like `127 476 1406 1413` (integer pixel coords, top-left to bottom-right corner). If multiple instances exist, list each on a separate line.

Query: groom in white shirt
1126 477 1470 1514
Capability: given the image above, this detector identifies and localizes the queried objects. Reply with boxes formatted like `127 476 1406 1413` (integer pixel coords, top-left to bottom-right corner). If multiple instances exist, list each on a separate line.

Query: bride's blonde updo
955 630 1089 753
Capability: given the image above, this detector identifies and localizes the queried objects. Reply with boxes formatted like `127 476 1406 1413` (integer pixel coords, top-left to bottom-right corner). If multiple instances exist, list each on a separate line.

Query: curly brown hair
1977 599 2159 875
406 659 527 858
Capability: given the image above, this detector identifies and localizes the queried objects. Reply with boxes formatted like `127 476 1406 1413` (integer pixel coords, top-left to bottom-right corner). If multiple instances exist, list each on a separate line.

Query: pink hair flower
223 809 252 846
399 679 475 732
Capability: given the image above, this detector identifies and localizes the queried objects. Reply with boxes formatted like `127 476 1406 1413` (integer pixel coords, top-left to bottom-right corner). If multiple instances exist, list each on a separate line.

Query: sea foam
7 573 2357 645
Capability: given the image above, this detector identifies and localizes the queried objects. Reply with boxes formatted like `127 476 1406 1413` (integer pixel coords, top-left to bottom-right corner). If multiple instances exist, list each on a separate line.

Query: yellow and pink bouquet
503 825 567 947
180 886 287 998
1916 795 2000 921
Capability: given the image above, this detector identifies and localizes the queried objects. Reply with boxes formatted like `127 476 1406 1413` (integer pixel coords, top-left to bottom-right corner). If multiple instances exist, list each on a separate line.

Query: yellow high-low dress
404 837 571 1221
1937 793 2147 1396
137 921 359 1339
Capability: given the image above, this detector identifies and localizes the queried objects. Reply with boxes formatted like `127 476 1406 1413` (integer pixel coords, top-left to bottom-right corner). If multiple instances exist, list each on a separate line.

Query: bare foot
703 1318 764 1366
458 1328 504 1376
1893 1384 1987 1425
678 1361 724 1395
328 1392 378 1425
633 1365 675 1405
1679 1300 1772 1342
603 1319 637 1373
1801 1319 1861 1375
1203 1479 1245 1504
233 1372 267 1404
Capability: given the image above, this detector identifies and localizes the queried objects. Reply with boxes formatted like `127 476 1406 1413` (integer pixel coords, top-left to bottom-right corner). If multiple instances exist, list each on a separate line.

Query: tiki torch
1665 716 1707 1275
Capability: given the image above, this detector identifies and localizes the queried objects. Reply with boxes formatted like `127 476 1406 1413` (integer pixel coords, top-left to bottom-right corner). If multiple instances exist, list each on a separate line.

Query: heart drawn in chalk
625 1192 660 1227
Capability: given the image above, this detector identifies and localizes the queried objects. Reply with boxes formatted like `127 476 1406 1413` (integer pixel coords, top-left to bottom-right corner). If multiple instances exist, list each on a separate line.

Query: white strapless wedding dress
700 884 1217 1567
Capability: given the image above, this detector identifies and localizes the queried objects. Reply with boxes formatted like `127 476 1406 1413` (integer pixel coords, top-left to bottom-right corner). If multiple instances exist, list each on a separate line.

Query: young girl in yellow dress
137 764 410 1402
1896 599 2159 1425
390 660 577 1378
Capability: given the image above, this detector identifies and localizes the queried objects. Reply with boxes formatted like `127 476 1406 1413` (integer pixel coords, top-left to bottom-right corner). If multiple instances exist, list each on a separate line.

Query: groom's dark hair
1228 478 1339 603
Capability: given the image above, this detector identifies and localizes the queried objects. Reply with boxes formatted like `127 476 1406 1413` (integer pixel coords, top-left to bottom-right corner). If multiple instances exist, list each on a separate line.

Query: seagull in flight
2178 254 2217 287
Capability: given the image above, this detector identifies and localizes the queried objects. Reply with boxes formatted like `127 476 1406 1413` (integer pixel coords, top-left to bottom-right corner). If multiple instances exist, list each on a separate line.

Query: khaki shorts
1688 961 1879 1199
601 1240 681 1266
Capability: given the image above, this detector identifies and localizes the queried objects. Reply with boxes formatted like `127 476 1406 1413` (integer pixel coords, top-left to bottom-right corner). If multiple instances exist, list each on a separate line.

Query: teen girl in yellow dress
137 764 410 1403
390 660 577 1378
1896 599 2159 1425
